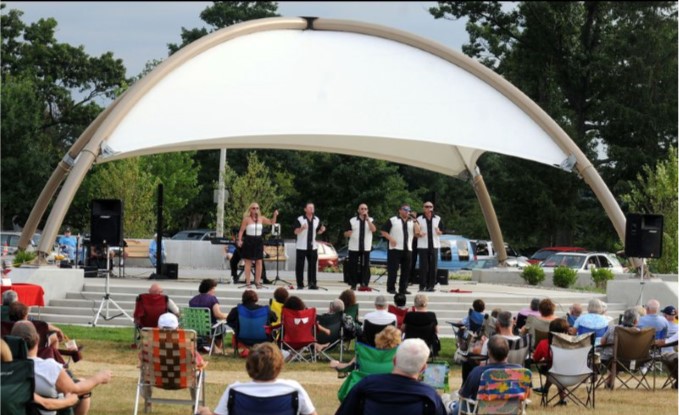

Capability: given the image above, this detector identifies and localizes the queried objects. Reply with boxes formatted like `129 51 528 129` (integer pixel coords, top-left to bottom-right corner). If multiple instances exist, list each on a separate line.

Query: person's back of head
394 338 429 378
339 289 356 308
148 283 163 295
374 295 387 310
2 290 18 306
487 335 510 363
587 298 603 315
8 301 28 322
198 279 217 294
273 287 289 304
538 298 555 318
393 293 407 308
548 318 569 334
329 299 345 313
241 289 258 306
472 299 485 313
413 294 428 309
496 311 513 332
283 295 306 311
10 320 38 351
645 299 660 315
246 342 283 381
375 326 402 349
530 298 540 312
622 307 639 327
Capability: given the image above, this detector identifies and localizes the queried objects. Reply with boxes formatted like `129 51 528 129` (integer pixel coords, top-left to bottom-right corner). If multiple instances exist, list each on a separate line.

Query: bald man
638 299 671 337
149 283 179 316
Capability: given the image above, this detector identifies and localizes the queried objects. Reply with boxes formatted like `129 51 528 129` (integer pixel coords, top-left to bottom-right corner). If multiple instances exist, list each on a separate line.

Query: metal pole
216 148 227 237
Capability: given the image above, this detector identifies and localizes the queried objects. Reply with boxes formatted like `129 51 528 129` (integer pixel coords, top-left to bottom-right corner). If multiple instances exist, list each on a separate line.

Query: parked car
1 231 62 264
539 252 626 273
171 229 216 241
462 256 531 270
471 239 523 260
527 246 587 264
317 241 339 271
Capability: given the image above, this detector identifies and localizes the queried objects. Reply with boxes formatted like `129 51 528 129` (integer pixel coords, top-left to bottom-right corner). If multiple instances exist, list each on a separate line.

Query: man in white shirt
344 203 377 290
363 295 398 325
415 201 443 292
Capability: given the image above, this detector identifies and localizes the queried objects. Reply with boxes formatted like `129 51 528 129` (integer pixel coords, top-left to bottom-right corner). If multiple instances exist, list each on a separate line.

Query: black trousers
295 249 318 288
348 251 371 287
229 248 242 279
386 249 411 293
418 248 439 289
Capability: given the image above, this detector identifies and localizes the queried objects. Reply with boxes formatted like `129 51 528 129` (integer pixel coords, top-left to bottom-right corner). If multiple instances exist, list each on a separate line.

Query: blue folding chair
232 304 270 355
227 388 299 415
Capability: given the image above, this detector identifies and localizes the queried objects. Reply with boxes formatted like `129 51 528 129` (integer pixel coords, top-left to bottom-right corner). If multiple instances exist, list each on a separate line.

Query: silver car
540 252 626 273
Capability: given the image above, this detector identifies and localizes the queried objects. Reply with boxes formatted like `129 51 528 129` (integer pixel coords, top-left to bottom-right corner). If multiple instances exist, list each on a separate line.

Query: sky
6 1 470 78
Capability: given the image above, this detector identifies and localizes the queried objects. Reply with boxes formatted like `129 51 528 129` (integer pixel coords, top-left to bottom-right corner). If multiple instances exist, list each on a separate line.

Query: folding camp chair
316 311 344 362
133 293 168 346
342 303 361 352
232 304 270 356
133 328 205 414
1 348 36 415
421 360 450 393
403 318 439 359
280 307 317 362
181 307 226 356
459 368 533 415
656 340 678 389
609 326 656 390
467 309 487 335
1 320 73 366
507 334 531 366
362 320 394 347
541 332 595 408
336 342 398 401
388 304 408 328
525 315 550 351
227 388 299 415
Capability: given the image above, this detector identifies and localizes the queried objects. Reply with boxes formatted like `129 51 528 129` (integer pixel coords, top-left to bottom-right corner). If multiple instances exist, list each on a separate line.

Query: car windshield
542 254 586 268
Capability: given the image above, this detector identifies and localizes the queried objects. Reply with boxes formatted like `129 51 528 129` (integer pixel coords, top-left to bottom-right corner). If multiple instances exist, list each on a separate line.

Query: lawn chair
133 328 205 414
316 311 344 362
133 293 168 346
1 320 73 366
540 332 595 408
336 342 398 401
387 304 408 328
609 326 656 390
507 334 531 366
181 307 225 356
342 303 361 351
421 360 450 393
362 320 394 347
657 340 678 389
459 367 532 414
226 388 299 415
576 324 608 342
467 309 487 335
525 315 550 351
1 337 36 415
280 307 317 363
403 318 439 359
232 304 270 356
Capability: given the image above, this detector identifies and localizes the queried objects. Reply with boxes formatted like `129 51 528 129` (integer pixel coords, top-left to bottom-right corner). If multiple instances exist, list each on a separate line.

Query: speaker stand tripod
270 239 292 287
91 268 133 327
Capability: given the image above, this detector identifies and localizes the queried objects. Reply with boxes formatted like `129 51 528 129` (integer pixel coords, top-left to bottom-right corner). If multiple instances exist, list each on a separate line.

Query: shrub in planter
12 249 37 267
591 267 615 289
521 264 545 285
553 265 578 288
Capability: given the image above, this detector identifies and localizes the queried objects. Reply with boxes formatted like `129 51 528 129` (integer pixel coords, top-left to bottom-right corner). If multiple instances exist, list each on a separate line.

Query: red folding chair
133 293 169 347
280 308 317 362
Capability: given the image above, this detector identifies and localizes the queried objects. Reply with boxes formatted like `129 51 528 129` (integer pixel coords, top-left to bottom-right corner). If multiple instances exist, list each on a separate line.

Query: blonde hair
375 325 402 349
243 202 260 219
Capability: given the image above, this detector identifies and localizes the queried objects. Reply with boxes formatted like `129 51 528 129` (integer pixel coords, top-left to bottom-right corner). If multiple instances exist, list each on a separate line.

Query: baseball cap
661 305 677 316
374 295 387 307
158 312 179 329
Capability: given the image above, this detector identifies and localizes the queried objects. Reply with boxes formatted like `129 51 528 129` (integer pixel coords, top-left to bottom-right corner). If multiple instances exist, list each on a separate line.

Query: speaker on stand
624 213 664 305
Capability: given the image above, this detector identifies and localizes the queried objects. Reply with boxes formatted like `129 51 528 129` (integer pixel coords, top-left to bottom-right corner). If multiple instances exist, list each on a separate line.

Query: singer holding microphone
344 203 377 290
237 202 278 289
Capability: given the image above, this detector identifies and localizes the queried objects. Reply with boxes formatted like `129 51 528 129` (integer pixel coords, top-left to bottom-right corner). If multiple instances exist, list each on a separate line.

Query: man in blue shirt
638 299 671 338
57 227 77 263
336 338 446 415
148 234 166 267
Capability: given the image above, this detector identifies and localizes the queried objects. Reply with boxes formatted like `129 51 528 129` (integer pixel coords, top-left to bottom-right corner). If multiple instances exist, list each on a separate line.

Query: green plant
553 265 578 288
12 249 37 267
591 267 615 289
521 264 545 285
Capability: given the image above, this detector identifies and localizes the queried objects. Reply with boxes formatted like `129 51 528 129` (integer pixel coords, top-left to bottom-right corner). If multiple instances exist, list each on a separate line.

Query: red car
317 241 339 271
527 246 587 265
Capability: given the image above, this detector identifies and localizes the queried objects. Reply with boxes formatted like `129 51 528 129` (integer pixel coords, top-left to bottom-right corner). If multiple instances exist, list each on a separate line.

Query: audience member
566 303 582 326
148 234 166 268
479 311 520 357
12 321 112 415
515 298 540 332
638 299 671 337
599 308 640 388
390 292 410 328
531 318 570 398
2 289 18 305
283 295 306 311
461 299 486 332
188 279 228 353
661 305 678 352
148 283 179 315
363 295 397 325
8 302 63 348
269 286 290 326
446 336 524 415
521 298 557 335
402 294 440 355
197 342 317 415
569 298 609 335
227 290 277 357
330 322 403 372
336 338 446 415
655 331 678 389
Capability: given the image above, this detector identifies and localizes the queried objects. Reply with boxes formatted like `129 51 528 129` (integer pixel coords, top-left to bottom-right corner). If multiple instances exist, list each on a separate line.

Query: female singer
237 203 279 289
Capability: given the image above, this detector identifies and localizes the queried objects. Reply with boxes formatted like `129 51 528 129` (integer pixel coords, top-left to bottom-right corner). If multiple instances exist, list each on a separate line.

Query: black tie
359 217 365 252
427 217 434 250
401 218 408 251
307 217 313 250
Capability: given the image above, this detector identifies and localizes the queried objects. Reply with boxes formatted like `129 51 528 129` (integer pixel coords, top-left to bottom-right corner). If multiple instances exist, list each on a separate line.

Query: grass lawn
60 325 678 415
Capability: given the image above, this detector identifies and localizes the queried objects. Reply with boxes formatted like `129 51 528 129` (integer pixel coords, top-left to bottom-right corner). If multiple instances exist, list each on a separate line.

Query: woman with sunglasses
237 202 278 289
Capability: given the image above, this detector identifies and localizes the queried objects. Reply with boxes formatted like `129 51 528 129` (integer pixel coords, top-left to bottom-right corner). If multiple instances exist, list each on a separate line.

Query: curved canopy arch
23 17 625 263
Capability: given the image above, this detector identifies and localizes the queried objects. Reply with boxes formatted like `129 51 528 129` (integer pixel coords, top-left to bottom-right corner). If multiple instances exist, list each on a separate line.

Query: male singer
344 203 377 290
293 202 326 290
381 204 420 295
415 201 443 292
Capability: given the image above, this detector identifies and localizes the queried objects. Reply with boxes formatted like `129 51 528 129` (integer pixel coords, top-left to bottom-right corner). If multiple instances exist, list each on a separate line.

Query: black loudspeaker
161 263 178 279
625 213 663 258
91 199 123 247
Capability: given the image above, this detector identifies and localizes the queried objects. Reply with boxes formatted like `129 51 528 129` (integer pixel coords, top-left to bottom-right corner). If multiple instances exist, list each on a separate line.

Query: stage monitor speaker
625 213 663 258
161 263 178 279
91 199 123 247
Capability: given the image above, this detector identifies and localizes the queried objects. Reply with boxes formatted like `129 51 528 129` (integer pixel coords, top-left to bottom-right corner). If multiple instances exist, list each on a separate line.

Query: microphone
254 212 259 222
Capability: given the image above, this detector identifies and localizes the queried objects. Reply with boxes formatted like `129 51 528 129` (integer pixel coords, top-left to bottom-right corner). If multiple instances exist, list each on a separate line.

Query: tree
430 1 677 249
0 5 127 229
621 148 678 273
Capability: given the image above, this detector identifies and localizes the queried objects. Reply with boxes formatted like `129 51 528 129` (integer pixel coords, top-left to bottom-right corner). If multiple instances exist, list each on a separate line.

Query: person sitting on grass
196 342 317 415
11 321 112 415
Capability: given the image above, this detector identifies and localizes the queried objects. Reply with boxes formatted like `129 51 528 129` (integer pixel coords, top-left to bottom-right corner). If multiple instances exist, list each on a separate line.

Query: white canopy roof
98 23 571 176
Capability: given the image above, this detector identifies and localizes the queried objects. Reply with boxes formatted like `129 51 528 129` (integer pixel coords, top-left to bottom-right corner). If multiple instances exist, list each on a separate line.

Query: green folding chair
180 307 225 356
